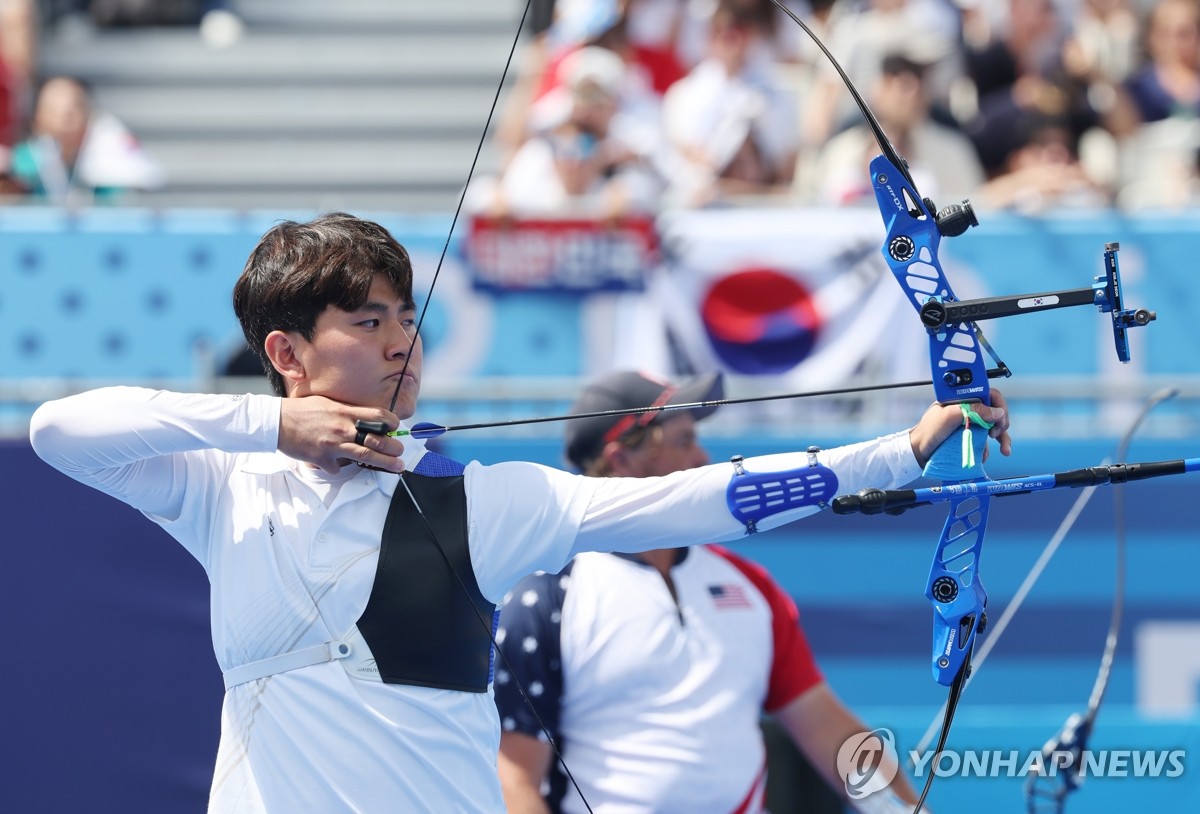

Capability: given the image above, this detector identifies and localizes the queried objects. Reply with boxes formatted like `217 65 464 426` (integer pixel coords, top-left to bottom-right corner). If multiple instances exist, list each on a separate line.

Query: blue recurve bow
765 1 1159 810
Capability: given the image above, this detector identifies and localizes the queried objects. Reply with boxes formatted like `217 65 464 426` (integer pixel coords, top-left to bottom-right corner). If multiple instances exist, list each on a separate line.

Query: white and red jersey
495 545 823 814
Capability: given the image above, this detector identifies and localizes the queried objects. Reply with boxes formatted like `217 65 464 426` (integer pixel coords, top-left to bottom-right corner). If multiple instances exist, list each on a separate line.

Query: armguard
725 446 840 534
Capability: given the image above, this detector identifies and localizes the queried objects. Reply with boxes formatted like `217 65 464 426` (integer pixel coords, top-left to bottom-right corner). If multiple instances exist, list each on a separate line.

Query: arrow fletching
390 422 449 440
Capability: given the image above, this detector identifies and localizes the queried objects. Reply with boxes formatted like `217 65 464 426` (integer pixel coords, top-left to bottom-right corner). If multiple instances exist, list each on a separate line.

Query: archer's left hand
909 388 1013 469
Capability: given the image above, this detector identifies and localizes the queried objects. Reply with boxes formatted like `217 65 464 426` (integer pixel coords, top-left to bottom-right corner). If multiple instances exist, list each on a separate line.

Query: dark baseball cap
564 370 725 471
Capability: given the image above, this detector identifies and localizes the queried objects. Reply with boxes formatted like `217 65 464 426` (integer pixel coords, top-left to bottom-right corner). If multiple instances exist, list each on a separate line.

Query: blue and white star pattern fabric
495 562 574 740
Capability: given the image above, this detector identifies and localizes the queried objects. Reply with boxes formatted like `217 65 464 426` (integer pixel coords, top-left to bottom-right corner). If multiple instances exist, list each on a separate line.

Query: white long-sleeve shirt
29 387 921 814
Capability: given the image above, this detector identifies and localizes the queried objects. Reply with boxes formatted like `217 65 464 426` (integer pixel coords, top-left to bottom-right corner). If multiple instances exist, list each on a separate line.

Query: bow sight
873 155 1156 411
911 238 1156 366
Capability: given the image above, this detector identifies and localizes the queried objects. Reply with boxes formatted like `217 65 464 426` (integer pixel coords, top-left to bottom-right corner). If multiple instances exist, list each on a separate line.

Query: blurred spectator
624 0 695 69
661 0 799 206
543 0 688 97
494 1 561 164
510 2 669 175
1124 0 1200 124
1116 115 1200 207
0 0 37 146
974 103 1109 210
801 0 962 150
1056 0 1144 193
966 0 1062 101
1062 0 1141 88
803 52 985 204
966 0 1137 134
673 0 815 68
962 0 1125 195
489 47 663 217
8 75 166 204
1117 0 1200 209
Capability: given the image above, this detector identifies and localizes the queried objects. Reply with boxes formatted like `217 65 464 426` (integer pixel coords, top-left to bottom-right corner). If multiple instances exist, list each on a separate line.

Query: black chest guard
356 459 496 693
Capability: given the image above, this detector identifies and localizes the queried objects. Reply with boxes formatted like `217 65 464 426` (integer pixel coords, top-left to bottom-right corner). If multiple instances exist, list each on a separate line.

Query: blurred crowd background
2 0 1195 441
2 0 1200 213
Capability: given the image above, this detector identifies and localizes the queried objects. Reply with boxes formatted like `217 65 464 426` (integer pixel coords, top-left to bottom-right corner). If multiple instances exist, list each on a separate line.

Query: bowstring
388 1 528 414
381 3 596 810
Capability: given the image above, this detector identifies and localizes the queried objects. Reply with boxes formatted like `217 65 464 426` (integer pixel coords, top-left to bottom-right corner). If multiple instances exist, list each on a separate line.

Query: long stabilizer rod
833 458 1200 516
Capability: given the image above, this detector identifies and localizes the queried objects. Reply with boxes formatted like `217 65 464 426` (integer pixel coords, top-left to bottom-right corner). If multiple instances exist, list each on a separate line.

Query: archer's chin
390 389 420 420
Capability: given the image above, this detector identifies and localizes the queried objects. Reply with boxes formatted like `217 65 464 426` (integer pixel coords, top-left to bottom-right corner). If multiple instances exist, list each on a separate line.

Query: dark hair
881 53 929 80
232 213 414 396
713 0 774 35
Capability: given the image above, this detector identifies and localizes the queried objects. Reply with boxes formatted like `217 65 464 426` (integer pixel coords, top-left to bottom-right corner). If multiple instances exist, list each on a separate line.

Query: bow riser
869 153 992 687
764 4 1160 810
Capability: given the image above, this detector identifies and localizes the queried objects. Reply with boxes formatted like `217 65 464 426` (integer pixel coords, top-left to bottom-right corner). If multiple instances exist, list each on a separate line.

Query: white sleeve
28 386 280 519
574 430 920 551
465 460 601 602
467 431 920 600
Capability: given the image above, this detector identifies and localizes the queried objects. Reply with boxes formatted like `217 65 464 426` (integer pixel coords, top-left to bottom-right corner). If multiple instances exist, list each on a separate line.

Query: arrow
368 376 951 441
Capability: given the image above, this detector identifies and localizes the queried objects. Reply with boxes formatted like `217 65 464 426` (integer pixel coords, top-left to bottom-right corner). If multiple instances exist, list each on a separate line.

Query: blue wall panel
3 209 1198 384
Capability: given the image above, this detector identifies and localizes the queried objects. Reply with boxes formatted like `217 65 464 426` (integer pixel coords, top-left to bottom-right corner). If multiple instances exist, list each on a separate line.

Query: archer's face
288 276 423 417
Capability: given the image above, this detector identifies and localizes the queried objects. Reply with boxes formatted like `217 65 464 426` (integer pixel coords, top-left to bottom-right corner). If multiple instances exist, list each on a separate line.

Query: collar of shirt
235 421 429 499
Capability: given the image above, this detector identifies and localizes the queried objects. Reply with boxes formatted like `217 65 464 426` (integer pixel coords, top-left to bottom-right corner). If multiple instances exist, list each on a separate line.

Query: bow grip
923 419 989 482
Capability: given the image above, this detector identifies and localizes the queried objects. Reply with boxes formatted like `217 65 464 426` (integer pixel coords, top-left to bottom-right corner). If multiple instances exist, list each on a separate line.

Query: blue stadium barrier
1 207 1197 384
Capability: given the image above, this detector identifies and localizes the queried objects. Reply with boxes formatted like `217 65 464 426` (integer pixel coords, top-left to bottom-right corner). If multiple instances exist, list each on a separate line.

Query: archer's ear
263 331 306 390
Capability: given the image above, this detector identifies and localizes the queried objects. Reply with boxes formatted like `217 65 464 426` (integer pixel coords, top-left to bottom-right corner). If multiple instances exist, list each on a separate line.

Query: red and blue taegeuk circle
699 267 824 374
